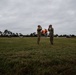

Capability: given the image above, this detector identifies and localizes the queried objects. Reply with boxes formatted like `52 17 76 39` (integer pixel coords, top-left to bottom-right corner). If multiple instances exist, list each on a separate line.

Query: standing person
37 25 42 44
48 24 54 45
45 29 48 37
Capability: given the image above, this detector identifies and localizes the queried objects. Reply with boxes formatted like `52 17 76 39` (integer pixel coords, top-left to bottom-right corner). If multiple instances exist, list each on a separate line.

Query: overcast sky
0 0 76 35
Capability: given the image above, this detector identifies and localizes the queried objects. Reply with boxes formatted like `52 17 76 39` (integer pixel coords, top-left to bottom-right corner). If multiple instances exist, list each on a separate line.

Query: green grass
0 37 76 75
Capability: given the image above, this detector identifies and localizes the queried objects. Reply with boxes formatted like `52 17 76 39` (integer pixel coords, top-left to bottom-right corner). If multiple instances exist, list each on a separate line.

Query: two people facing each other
37 24 54 45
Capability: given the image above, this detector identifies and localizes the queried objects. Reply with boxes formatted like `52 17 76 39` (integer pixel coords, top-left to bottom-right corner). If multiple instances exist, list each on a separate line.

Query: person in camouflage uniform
37 25 42 44
48 25 54 45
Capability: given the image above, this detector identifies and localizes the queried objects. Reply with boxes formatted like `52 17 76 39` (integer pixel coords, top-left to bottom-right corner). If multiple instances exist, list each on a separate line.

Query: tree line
0 29 76 38
0 29 23 37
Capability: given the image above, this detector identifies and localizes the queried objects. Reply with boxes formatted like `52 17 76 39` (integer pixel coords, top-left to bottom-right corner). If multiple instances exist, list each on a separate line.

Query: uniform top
37 25 42 34
48 27 54 34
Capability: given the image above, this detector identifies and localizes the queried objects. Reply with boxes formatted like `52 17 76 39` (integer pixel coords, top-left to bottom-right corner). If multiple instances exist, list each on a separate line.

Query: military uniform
48 26 54 45
37 25 42 44
37 28 42 37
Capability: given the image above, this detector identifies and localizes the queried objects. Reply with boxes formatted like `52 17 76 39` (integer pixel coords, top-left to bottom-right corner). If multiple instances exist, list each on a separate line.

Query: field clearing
0 37 76 75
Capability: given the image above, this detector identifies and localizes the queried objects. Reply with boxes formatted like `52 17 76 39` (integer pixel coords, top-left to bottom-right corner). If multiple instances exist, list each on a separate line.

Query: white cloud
0 0 76 35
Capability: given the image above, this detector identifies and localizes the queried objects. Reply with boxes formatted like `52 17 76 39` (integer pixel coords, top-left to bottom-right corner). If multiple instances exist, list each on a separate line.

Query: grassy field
0 37 76 75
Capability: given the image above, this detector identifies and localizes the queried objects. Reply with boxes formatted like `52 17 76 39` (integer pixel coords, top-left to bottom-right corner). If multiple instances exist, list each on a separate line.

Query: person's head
49 24 52 28
38 25 41 28
45 29 47 31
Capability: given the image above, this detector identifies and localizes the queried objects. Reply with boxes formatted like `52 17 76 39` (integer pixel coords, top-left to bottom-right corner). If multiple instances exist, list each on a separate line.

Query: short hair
49 24 52 27
38 25 41 27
